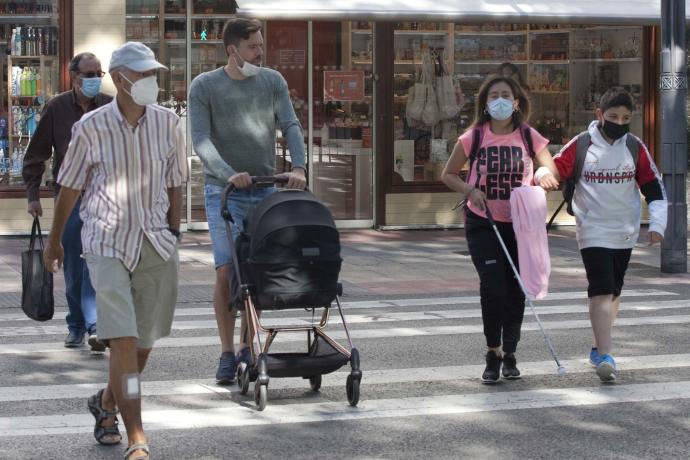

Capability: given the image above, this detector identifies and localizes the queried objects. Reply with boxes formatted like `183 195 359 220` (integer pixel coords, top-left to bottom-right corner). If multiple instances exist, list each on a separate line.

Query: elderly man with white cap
44 42 188 460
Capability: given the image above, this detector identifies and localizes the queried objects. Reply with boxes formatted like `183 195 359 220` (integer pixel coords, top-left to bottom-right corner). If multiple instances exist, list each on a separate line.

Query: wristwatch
168 227 181 241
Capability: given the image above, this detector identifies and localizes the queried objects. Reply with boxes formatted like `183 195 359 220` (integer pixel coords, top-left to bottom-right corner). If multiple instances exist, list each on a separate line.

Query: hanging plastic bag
405 70 426 125
420 51 439 127
435 55 461 120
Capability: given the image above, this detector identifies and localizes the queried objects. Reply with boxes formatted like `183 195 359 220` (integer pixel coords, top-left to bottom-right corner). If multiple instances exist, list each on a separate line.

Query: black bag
21 217 54 321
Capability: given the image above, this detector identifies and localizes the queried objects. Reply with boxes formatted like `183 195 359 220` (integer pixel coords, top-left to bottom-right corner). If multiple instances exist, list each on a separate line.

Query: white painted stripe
0 288 676 322
1 352 689 403
2 380 690 436
1 315 689 355
336 289 675 309
2 299 687 337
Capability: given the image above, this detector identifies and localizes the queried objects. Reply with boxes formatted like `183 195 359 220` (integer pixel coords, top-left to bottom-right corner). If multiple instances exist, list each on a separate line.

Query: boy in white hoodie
553 87 667 382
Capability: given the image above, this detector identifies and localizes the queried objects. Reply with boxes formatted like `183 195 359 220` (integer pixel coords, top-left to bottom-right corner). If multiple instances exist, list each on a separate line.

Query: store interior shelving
0 0 59 188
347 22 644 181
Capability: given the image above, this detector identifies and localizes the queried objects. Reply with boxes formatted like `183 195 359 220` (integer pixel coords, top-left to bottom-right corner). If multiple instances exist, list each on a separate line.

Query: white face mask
232 51 261 78
120 73 159 106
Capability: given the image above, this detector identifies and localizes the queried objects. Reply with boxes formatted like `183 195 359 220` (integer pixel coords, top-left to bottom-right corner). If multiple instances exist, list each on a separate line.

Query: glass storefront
121 7 650 227
390 23 645 185
125 3 375 226
0 0 60 191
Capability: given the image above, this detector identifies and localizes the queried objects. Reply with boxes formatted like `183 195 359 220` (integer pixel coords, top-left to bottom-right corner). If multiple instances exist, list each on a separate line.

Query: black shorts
580 247 633 298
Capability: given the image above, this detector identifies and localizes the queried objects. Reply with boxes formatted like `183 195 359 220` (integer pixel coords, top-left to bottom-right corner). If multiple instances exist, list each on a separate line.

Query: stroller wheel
346 374 360 407
309 375 322 392
237 362 250 395
255 382 268 411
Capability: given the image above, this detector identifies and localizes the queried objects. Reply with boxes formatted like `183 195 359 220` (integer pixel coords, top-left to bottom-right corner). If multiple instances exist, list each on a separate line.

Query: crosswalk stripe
2 380 689 436
0 288 675 322
1 352 689 403
1 298 688 337
1 314 689 355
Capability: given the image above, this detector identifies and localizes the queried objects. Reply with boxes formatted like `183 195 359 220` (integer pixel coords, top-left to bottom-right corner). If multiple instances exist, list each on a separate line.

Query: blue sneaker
596 354 617 382
237 346 252 366
589 347 602 367
216 352 237 385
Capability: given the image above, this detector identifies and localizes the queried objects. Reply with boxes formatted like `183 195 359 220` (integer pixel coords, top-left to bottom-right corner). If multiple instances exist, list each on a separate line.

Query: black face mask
601 120 630 141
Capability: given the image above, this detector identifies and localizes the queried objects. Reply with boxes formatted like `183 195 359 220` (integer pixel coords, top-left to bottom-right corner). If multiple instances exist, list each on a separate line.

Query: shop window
311 21 373 220
0 0 59 190
387 22 645 185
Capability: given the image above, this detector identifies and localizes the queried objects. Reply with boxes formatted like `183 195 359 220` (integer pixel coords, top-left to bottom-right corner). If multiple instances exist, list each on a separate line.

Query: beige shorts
84 237 179 348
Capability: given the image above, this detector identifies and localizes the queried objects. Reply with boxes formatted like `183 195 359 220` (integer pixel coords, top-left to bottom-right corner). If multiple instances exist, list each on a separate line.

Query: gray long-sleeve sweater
189 67 305 187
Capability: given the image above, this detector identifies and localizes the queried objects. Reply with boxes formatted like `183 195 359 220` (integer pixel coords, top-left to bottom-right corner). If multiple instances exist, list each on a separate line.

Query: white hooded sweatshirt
554 120 667 250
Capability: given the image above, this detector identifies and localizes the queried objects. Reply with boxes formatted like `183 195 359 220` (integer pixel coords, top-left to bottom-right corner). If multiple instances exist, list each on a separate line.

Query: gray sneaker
216 352 237 385
64 330 85 348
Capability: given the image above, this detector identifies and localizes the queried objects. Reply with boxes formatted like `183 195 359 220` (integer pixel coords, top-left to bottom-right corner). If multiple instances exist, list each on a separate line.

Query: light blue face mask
79 77 102 98
487 97 515 121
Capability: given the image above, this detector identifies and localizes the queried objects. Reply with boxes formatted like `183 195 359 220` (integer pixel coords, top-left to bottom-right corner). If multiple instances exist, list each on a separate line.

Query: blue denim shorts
204 183 276 269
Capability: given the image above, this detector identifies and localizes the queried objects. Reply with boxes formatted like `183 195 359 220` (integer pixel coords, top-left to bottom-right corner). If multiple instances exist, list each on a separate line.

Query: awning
238 1 682 25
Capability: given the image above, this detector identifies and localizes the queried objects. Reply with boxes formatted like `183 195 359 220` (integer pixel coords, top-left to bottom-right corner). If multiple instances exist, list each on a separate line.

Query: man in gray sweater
189 18 307 384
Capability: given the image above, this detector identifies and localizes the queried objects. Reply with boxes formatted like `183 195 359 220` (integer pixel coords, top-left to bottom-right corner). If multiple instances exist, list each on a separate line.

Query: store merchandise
11 66 41 97
0 0 54 14
8 26 57 56
11 106 40 136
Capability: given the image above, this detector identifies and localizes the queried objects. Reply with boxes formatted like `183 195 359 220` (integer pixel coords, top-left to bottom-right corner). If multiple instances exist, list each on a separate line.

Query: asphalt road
0 229 688 460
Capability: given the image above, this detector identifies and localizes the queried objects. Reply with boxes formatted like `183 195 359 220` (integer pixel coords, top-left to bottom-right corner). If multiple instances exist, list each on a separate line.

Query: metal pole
660 0 688 273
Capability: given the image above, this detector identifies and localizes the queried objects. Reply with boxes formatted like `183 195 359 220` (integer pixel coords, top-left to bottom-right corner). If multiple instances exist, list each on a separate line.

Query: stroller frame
221 177 362 411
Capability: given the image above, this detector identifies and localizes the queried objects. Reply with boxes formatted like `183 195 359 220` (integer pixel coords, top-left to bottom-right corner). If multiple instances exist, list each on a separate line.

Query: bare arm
441 140 486 210
43 186 82 272
167 186 183 232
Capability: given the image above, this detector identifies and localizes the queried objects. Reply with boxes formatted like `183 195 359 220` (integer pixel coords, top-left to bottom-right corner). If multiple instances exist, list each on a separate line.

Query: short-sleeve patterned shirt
57 98 188 271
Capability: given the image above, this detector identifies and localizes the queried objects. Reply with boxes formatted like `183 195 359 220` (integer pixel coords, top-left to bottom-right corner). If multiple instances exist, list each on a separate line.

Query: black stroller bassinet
221 177 361 410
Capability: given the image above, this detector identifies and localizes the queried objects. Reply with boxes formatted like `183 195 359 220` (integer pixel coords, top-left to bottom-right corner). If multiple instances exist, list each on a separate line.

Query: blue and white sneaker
589 347 602 367
596 354 617 382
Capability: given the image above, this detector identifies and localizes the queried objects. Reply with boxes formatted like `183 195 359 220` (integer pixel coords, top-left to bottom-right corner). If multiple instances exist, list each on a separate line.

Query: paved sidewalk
1 226 688 309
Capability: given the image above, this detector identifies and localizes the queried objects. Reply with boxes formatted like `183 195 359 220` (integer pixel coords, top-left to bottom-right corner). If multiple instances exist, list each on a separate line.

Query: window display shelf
531 60 570 64
0 14 53 20
394 30 447 36
571 57 642 62
455 31 527 37
125 14 159 19
529 29 572 35
352 29 372 34
456 60 528 65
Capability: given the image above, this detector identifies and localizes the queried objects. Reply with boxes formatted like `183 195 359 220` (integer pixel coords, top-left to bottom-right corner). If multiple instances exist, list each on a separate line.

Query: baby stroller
221 176 362 411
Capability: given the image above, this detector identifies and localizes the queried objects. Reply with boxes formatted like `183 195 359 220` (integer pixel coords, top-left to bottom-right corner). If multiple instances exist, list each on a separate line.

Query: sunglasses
78 71 105 78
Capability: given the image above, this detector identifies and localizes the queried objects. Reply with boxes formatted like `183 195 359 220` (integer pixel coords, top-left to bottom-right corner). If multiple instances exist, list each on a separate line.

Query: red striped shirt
57 99 188 271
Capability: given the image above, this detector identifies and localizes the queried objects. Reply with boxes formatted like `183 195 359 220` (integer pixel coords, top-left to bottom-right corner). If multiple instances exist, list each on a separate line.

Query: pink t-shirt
459 123 549 222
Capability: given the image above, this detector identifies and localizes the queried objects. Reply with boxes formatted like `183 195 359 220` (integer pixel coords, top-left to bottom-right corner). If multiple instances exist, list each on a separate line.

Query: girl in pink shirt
441 75 559 384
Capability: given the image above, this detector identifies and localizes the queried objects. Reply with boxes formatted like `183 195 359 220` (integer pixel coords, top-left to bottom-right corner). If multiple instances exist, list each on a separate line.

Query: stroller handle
221 175 290 222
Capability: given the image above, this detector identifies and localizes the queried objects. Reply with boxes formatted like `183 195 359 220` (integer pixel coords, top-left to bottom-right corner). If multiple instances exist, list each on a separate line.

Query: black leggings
465 210 525 354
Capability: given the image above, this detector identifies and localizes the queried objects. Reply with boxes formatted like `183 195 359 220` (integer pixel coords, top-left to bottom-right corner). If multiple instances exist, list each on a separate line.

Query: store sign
324 71 365 102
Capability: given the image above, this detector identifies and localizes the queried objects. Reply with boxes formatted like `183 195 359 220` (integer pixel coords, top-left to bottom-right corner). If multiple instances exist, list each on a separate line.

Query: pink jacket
510 186 550 300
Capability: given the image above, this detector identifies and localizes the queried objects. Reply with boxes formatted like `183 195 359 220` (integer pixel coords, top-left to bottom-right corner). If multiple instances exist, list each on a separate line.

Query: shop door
310 22 374 225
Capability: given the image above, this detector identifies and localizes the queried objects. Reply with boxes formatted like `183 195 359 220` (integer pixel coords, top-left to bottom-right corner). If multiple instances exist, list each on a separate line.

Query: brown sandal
87 389 122 445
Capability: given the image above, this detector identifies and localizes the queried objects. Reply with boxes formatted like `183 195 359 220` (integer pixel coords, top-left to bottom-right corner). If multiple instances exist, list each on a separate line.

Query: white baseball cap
109 42 168 72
